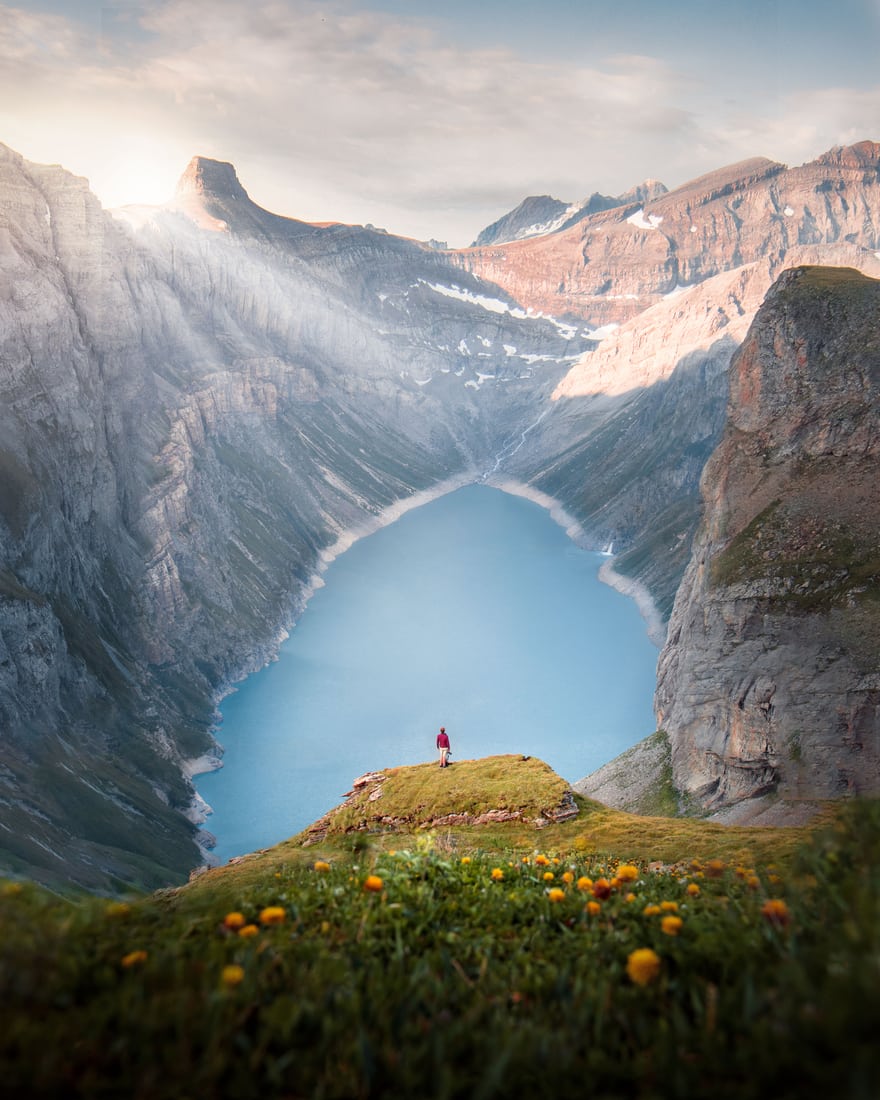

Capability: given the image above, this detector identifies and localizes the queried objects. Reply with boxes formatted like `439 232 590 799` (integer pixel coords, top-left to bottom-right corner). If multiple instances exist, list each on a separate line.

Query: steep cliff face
0 146 589 891
655 266 880 812
452 144 880 326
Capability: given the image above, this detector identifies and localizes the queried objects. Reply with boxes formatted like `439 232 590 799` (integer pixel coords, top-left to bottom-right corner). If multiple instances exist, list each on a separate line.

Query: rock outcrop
655 266 880 811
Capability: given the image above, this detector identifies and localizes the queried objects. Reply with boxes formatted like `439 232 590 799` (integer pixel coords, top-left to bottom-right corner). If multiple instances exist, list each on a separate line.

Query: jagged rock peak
471 195 571 247
813 140 880 169
176 156 250 203
622 178 668 204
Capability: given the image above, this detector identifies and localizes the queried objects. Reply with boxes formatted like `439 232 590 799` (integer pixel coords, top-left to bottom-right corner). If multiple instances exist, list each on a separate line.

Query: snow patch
689 225 698 233
476 372 496 383
419 280 577 336
457 338 471 355
464 379 479 389
477 335 491 347
503 344 517 356
626 209 664 230
422 280 522 316
783 205 795 217
588 323 620 341
414 376 432 386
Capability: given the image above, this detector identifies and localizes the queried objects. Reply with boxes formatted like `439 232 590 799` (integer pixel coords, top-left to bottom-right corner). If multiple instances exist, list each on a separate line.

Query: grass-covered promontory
3 756 878 1099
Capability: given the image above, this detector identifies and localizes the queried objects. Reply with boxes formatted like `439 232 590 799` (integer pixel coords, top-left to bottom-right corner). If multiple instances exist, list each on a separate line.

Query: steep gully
2 141 880 888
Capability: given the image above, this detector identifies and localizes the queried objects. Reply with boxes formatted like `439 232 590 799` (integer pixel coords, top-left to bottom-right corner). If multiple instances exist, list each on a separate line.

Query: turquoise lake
195 484 659 862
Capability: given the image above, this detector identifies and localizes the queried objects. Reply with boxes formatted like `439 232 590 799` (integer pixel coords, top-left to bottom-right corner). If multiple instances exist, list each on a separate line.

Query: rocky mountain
654 266 880 818
3 138 880 889
471 195 572 247
452 143 880 326
470 181 669 248
0 145 589 891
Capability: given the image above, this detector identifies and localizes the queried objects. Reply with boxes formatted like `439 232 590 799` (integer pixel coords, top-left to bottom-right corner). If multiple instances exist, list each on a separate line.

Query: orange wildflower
363 875 384 893
259 906 286 925
661 915 683 936
223 912 246 931
761 898 792 927
626 948 661 986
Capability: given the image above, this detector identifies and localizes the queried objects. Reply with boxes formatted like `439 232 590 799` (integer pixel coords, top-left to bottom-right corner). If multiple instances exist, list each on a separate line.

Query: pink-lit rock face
450 142 880 334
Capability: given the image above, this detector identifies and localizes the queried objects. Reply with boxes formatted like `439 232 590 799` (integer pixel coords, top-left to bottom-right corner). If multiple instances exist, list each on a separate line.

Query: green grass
5 756 876 1097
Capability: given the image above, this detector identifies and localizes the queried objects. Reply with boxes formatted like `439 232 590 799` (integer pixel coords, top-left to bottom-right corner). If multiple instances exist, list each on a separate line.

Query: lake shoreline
186 473 664 859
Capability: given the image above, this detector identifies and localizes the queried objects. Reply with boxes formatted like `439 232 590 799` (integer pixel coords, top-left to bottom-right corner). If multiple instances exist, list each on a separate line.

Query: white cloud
1 1 878 245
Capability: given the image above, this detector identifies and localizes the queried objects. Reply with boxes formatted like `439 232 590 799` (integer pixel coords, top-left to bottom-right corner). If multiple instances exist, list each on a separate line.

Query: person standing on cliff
436 726 451 768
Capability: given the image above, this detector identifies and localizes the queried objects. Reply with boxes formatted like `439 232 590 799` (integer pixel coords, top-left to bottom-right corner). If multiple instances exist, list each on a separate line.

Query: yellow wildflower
313 860 331 873
660 901 679 912
460 856 471 865
542 871 555 882
320 920 331 934
534 854 550 866
238 924 259 938
363 875 384 893
626 948 661 986
259 906 286 925
221 964 245 988
121 950 147 968
105 902 131 919
747 875 761 891
586 900 601 916
552 857 561 865
223 912 246 931
643 904 661 916
548 888 566 903
491 868 505 881
705 859 726 878
661 915 683 936
561 871 574 885
521 856 530 864
617 864 639 882
686 883 701 897
625 892 637 903
576 876 593 892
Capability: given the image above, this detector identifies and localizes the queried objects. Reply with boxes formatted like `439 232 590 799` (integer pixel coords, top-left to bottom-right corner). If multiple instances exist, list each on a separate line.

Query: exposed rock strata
655 266 880 810
453 144 880 327
0 145 588 890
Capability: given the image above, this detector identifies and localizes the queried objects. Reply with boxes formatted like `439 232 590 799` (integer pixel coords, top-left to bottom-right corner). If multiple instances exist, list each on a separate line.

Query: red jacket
436 731 450 749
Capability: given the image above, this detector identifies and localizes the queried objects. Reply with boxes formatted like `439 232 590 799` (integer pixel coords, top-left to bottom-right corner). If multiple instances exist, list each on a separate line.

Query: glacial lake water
195 484 659 862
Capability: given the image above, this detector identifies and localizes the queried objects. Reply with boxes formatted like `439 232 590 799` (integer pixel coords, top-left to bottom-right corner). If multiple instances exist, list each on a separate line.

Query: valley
1 139 879 889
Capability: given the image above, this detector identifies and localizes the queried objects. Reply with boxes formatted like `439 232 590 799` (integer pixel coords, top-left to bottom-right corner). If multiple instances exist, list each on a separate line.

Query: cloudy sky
3 0 880 245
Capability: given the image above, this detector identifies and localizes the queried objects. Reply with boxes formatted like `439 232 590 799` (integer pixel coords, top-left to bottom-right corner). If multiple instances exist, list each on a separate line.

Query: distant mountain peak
175 156 250 203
